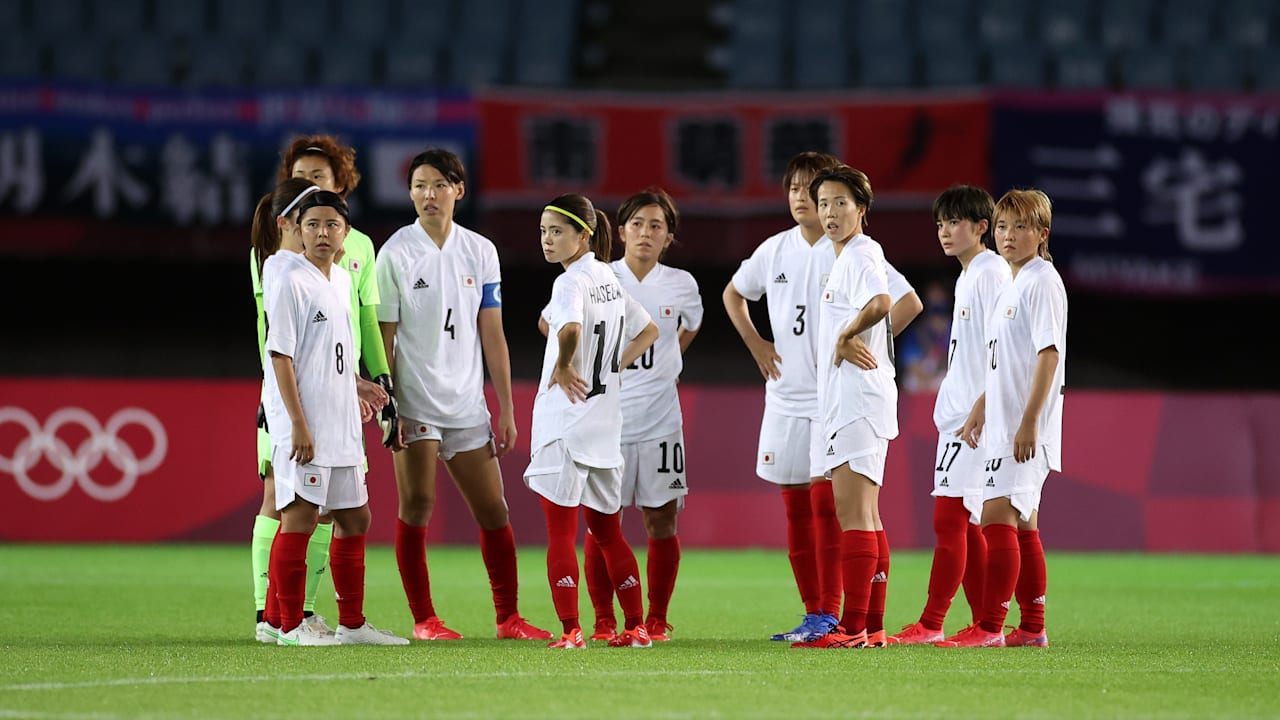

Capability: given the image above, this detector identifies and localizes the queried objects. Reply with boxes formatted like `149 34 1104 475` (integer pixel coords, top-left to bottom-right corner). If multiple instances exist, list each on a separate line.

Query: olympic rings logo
0 407 168 502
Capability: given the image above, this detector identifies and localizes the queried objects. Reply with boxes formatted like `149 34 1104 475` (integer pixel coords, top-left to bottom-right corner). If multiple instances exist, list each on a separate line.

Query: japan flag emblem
1004 306 1017 319
462 275 476 288
761 452 775 465
959 306 971 320
349 259 361 273
660 306 674 318
304 473 322 488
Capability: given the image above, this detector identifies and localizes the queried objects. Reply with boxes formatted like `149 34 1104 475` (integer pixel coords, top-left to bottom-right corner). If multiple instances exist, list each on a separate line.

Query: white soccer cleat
300 614 335 636
336 622 410 646
255 621 277 644
277 621 340 646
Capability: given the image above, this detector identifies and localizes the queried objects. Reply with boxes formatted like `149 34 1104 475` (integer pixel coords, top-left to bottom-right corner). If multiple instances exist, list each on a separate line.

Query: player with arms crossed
939 189 1065 649
581 188 703 643
724 153 920 644
794 166 897 649
889 185 1011 645
259 190 406 646
377 148 550 642
526 194 659 649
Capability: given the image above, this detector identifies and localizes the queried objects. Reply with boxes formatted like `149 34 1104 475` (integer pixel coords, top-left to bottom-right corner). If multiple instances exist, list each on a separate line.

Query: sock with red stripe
963 520 987 624
583 531 616 627
394 519 435 623
1016 529 1047 634
867 529 890 633
584 507 644 630
919 497 969 631
329 534 366 629
645 535 681 624
480 523 520 624
979 524 1020 634
836 530 879 634
810 480 843 616
780 485 819 614
270 531 310 633
540 497 581 632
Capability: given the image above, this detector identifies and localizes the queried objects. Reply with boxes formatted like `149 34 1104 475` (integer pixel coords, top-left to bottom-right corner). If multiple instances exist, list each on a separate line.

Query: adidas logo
312 310 327 323
774 272 788 283
871 571 888 583
939 477 949 487
618 575 639 591
555 575 576 588
1033 595 1046 605
668 478 685 490
826 445 835 456
985 477 996 487
413 278 429 290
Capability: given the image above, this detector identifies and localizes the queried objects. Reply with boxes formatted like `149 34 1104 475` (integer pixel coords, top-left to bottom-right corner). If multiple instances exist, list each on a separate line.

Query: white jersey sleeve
885 261 915 304
982 258 1067 470
933 250 1012 433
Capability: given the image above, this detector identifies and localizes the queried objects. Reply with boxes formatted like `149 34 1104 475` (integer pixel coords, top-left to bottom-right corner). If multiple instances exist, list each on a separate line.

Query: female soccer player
724 153 920 645
259 190 406 646
940 189 1065 649
249 177 322 642
376 148 549 641
249 137 393 639
793 165 897 649
525 193 659 649
581 188 703 642
889 185 1011 645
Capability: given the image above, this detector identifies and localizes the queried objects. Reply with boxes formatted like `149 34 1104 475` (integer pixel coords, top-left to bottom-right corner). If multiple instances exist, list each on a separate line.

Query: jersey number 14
586 318 623 399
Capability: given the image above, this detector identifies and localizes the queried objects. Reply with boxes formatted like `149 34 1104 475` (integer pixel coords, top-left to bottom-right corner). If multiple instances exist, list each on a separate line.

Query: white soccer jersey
817 234 899 440
730 226 834 418
531 253 653 468
610 260 704 443
983 257 1068 471
376 221 502 428
262 252 362 467
933 250 1012 433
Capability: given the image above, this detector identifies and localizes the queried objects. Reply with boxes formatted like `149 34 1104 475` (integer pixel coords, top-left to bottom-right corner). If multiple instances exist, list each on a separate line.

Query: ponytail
590 209 612 263
250 177 317 276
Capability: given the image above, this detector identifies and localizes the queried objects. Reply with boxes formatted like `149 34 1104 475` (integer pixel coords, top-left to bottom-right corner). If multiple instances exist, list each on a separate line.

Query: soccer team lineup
253 134 1065 650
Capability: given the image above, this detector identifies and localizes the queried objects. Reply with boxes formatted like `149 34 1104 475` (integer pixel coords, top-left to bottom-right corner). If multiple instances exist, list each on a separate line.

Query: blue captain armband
481 282 503 308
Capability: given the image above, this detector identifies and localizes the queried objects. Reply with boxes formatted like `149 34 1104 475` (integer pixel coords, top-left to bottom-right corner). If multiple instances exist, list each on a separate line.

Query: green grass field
2 545 1277 719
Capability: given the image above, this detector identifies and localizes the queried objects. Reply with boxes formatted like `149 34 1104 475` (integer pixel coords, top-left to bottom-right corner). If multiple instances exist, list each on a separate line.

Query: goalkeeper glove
375 374 399 448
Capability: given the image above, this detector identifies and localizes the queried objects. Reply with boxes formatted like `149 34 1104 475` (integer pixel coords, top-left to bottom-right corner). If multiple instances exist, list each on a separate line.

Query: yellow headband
544 205 592 235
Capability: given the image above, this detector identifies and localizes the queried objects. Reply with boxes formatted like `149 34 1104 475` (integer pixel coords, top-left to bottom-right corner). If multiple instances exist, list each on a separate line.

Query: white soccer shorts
823 418 890 485
272 446 368 514
755 409 825 484
620 430 688 510
524 440 624 515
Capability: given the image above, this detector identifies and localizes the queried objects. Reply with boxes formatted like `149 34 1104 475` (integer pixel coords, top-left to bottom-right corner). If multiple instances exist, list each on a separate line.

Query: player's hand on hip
836 335 876 370
549 365 589 403
749 338 782 381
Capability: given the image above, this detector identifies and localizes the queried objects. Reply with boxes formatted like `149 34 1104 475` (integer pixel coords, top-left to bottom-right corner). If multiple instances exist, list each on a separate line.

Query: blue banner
0 82 476 254
992 92 1280 295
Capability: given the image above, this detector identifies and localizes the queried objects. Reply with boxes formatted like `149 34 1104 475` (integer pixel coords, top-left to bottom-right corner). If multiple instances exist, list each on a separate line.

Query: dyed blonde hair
994 189 1053 261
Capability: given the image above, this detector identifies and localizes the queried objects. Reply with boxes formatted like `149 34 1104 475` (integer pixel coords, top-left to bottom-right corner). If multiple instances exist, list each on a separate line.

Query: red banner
3 378 1277 552
477 90 990 212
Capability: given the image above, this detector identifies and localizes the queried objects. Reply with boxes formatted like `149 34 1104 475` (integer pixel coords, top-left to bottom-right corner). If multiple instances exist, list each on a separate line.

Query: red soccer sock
540 497 581 632
480 524 520 624
810 480 843 616
330 534 366 630
837 530 879 634
979 524 1020 634
264 528 282 628
583 531 616 626
963 520 988 624
919 497 970 631
867 529 891 633
645 535 681 623
270 531 310 633
1016 529 1047 633
394 519 435 623
584 507 644 630
781 485 820 614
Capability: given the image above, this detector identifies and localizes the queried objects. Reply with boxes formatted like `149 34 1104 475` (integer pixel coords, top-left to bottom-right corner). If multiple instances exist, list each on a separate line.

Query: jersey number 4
586 319 622 399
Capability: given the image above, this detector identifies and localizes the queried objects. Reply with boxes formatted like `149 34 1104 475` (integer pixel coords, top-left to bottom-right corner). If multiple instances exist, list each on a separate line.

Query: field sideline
2 545 1277 719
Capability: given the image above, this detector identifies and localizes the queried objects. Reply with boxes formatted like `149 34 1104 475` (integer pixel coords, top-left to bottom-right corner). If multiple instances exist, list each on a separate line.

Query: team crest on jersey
761 452 775 465
1003 306 1017 319
461 275 476 288
660 306 675 318
304 473 322 488
959 306 971 320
